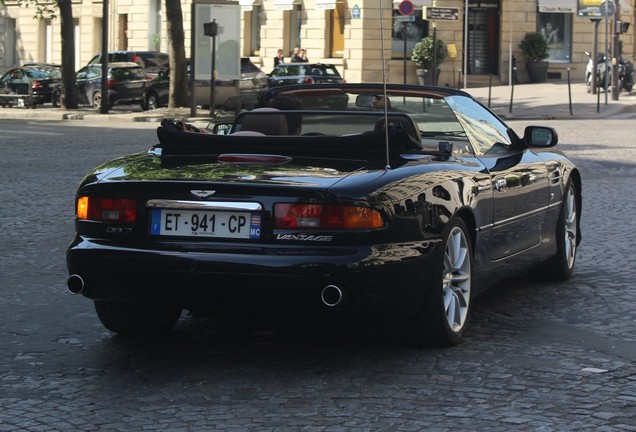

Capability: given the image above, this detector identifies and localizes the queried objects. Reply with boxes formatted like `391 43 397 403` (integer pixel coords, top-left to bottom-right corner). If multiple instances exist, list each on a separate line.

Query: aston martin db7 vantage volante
66 83 581 346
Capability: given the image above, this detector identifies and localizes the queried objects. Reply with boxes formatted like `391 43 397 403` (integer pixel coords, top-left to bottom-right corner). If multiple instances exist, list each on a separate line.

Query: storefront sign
577 0 603 16
467 0 500 11
425 7 459 20
538 0 577 13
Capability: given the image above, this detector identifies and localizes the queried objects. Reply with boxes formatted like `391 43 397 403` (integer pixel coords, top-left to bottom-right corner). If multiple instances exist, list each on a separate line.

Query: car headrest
232 108 289 136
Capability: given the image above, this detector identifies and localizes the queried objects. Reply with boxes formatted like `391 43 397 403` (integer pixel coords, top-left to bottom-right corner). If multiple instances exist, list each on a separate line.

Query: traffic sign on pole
398 0 414 16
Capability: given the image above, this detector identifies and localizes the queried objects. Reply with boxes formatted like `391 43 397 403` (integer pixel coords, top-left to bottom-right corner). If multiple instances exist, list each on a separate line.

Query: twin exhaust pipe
66 274 85 295
321 284 344 307
67 275 344 308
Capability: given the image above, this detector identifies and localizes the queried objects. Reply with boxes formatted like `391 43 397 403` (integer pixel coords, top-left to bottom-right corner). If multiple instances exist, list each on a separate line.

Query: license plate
150 209 261 239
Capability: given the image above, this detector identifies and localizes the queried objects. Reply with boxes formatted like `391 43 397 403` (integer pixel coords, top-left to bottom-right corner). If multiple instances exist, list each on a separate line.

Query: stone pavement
0 81 634 123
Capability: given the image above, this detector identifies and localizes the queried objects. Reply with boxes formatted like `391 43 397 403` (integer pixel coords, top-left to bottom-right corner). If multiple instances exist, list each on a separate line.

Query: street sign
424 6 460 21
396 15 416 22
398 0 414 15
599 0 616 16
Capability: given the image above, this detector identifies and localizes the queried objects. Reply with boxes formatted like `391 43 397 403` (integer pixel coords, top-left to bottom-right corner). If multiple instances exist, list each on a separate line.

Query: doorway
465 0 500 75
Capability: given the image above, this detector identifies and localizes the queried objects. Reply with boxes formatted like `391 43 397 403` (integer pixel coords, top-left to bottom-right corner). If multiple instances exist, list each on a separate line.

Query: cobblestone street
0 118 635 431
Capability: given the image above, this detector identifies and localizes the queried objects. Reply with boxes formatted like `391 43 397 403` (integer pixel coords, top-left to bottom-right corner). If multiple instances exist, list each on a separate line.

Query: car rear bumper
66 236 442 317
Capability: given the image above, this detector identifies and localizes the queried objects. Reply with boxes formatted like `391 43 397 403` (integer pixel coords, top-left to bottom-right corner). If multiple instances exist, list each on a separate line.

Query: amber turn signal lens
76 197 137 223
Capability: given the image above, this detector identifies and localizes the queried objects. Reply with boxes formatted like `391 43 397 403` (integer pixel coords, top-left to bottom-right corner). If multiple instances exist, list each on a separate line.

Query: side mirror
356 94 373 107
212 122 233 135
523 126 558 147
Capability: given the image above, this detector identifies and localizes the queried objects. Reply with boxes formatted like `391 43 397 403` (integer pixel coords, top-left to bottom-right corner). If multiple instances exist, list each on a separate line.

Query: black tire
94 300 182 336
533 180 578 282
403 218 473 347
146 92 159 110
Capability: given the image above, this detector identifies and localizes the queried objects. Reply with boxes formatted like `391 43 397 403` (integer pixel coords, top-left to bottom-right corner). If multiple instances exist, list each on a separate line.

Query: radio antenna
380 0 391 170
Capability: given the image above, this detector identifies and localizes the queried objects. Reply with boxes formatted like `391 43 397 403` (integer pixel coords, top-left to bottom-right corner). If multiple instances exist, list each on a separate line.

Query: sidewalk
0 82 634 123
466 81 635 120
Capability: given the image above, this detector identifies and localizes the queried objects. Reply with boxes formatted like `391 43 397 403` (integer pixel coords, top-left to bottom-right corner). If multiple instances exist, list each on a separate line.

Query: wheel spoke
442 226 471 332
563 185 577 267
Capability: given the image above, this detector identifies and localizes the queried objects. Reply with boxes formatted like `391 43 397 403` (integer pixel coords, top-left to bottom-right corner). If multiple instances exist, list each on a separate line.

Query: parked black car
53 62 149 109
267 62 345 87
66 83 581 347
87 51 169 78
0 65 61 107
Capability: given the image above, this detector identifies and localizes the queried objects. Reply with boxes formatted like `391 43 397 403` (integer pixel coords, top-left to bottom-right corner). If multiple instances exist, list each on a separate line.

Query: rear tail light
304 76 315 84
31 81 44 90
275 204 384 230
106 79 121 88
77 197 137 223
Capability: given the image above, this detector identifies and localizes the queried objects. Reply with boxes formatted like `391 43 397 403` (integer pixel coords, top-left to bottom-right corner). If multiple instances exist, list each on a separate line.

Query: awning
392 0 433 8
239 0 256 11
315 0 337 10
274 0 299 10
538 0 577 13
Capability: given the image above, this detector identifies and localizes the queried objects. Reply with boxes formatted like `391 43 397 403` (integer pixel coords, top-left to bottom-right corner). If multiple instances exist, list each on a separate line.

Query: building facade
0 0 634 87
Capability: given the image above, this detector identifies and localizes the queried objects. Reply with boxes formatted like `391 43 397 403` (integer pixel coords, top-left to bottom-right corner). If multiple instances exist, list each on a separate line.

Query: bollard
567 68 573 116
488 74 492 108
457 69 462 90
509 67 516 114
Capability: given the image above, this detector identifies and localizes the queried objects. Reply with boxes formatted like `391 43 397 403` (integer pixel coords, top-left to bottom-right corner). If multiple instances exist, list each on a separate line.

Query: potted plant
519 32 549 83
412 36 446 85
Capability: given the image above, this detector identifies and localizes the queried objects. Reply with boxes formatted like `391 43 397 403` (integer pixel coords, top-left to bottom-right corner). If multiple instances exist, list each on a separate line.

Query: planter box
526 61 549 83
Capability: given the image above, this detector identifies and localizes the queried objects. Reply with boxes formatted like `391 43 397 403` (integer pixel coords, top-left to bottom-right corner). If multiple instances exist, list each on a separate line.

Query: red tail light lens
304 76 315 84
77 197 137 223
31 81 44 90
107 79 121 87
275 204 384 230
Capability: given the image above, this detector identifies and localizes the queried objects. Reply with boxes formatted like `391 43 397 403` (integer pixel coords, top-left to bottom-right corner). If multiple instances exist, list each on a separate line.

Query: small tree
17 0 78 109
519 32 549 63
165 0 189 108
411 37 446 69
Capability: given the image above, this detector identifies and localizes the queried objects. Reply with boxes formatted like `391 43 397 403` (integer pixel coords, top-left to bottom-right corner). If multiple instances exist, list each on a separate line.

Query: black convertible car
66 83 581 346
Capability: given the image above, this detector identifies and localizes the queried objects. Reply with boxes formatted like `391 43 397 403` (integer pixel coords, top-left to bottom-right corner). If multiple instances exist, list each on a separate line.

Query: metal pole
592 19 600 95
509 67 516 113
508 0 513 86
604 5 609 105
432 26 437 85
190 2 197 118
611 2 621 100
463 0 468 88
100 0 109 114
403 22 407 85
488 74 492 107
210 32 216 117
567 68 573 116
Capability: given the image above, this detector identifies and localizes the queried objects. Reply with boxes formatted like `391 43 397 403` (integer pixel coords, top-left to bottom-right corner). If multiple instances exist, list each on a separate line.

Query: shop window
289 5 303 53
249 5 262 56
391 9 428 59
537 12 572 63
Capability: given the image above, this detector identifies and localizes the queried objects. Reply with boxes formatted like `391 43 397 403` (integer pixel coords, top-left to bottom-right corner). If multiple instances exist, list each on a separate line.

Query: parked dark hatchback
0 65 61 106
267 63 345 87
53 62 148 109
88 51 169 77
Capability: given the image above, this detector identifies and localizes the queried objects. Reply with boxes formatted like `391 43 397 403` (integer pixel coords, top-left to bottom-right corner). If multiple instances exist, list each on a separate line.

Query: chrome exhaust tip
321 284 343 307
67 274 85 295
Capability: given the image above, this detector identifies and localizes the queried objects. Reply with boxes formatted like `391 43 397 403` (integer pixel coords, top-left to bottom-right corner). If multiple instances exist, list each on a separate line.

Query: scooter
586 51 634 94
618 57 634 94
585 51 609 93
